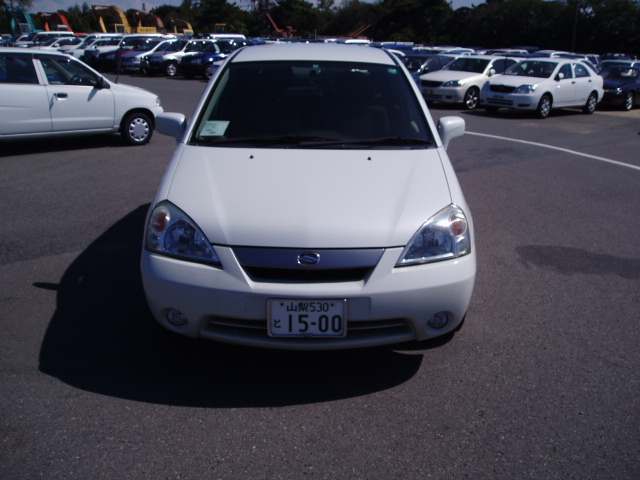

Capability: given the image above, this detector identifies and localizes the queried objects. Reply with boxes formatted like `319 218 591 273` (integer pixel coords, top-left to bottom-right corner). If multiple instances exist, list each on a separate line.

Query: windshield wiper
195 135 343 147
193 135 434 149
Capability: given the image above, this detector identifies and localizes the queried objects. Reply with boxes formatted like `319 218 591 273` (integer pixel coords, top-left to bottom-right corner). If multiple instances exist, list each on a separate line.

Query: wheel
582 92 597 114
463 87 480 110
121 112 153 146
203 63 214 80
536 94 552 119
623 91 634 111
165 62 178 77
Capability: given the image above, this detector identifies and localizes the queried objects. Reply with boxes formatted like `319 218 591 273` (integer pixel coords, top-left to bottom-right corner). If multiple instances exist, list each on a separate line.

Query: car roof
231 43 397 65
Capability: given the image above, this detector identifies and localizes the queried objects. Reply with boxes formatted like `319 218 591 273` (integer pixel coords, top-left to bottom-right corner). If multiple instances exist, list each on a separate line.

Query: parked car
144 39 212 76
419 55 520 109
66 36 122 60
599 66 640 111
178 41 229 79
30 36 82 50
479 58 604 118
119 38 177 74
142 43 475 350
597 59 640 73
401 53 456 84
0 47 163 145
14 31 76 47
86 33 169 71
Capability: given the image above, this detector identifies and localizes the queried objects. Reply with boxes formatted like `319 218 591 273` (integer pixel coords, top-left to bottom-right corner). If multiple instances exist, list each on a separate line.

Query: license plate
268 299 347 338
493 95 504 100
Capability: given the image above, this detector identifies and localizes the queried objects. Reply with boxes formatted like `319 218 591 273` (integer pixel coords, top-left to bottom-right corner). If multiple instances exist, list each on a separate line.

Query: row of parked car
398 48 640 117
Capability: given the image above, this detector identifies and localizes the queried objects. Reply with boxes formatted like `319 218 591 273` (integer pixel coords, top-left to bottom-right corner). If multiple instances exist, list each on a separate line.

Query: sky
28 0 481 15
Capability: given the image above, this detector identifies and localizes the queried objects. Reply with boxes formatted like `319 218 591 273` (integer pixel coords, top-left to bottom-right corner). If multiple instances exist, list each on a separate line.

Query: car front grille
233 247 384 284
421 80 443 88
490 85 517 93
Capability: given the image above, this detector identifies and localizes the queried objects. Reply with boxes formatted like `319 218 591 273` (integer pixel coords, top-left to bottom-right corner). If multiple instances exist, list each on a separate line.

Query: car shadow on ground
0 134 124 157
37 205 441 408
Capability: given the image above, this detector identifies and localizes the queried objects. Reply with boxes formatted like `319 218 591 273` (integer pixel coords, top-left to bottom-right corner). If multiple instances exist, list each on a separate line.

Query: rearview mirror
437 116 465 150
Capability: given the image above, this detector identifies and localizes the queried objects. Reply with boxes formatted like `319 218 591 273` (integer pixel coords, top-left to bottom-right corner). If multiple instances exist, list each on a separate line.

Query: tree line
2 0 639 55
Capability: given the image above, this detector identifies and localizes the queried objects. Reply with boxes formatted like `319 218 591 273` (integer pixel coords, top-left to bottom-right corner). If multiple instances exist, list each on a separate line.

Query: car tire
536 94 552 119
582 92 597 114
165 62 178 77
623 91 634 111
121 112 154 146
203 63 214 79
463 87 480 110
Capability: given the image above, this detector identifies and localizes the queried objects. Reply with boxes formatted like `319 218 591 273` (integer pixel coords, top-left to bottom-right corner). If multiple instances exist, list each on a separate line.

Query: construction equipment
93 5 132 33
38 12 73 32
266 13 297 38
168 18 194 37
5 6 39 35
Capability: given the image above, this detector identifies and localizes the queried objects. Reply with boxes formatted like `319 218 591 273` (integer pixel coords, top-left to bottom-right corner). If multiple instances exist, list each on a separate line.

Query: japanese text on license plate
268 299 347 338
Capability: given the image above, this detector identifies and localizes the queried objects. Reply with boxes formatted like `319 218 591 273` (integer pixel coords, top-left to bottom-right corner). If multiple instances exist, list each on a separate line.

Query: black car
600 66 640 111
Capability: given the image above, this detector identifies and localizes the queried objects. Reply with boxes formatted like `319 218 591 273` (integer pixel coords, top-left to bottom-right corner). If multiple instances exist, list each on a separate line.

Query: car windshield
504 60 557 78
600 67 640 80
443 57 490 73
190 60 434 149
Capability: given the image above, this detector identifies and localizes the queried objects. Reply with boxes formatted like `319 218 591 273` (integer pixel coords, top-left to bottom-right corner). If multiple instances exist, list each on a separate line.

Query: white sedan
141 43 476 350
480 58 604 118
419 55 520 109
0 47 163 145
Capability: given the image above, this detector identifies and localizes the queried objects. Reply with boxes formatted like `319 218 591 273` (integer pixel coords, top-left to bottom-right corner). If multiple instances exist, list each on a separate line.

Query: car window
39 56 99 86
574 63 589 78
444 57 490 73
191 60 433 148
491 59 507 74
0 54 39 84
504 60 556 78
558 63 573 79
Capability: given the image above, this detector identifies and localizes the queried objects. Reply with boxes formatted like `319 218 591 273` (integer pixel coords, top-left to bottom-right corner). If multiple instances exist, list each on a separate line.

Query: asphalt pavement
1 72 639 479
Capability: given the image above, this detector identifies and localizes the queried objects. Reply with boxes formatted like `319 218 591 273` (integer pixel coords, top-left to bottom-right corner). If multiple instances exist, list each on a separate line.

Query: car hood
603 78 636 89
162 147 452 249
420 70 485 82
489 75 546 86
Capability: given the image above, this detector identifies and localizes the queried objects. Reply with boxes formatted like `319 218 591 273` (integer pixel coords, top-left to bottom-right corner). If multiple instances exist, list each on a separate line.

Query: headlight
396 205 471 266
442 80 463 87
514 84 537 94
145 201 221 267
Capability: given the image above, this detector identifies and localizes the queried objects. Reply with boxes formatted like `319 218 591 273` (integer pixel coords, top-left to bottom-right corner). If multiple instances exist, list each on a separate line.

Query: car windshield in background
443 57 490 73
600 66 639 80
504 60 557 78
191 60 434 148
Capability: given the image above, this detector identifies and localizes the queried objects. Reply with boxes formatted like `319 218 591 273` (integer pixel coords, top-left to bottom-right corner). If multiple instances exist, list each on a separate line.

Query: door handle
54 93 68 99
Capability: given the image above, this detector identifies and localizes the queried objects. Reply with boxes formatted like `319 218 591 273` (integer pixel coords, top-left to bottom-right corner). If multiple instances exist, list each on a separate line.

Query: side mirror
488 68 496 77
156 113 188 142
555 72 565 81
437 116 465 150
96 76 110 89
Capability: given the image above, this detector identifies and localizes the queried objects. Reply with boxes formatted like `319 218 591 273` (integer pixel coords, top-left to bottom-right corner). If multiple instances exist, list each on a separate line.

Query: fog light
428 312 449 329
166 308 188 327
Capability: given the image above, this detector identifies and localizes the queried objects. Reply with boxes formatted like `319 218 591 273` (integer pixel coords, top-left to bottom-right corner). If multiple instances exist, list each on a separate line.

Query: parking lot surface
1 72 639 479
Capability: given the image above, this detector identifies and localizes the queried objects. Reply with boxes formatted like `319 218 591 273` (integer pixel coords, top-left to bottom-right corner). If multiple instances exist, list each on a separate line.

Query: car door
37 55 115 132
573 63 595 104
0 52 52 135
554 63 576 107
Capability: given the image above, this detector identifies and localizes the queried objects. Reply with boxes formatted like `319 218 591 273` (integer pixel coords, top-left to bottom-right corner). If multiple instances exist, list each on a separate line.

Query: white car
141 43 476 350
479 58 604 118
419 55 520 109
0 47 163 145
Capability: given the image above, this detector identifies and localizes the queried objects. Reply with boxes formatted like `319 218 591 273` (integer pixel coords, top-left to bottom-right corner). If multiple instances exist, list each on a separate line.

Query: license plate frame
268 299 347 338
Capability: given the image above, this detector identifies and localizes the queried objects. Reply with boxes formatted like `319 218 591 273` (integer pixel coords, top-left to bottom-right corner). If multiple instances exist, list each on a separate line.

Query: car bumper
422 86 465 104
141 247 476 350
480 92 537 110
